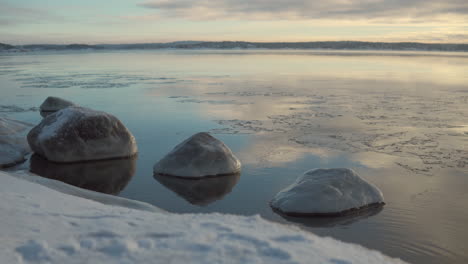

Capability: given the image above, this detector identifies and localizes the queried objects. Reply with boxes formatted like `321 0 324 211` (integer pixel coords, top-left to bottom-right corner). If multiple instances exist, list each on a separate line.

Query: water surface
1 50 467 264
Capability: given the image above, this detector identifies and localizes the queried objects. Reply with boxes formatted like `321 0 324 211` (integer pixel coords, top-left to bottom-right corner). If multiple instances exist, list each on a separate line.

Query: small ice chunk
153 132 241 178
271 168 384 216
40 96 76 117
27 106 138 163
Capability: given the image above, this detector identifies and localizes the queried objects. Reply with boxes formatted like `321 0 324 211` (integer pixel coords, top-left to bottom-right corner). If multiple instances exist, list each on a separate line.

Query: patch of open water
1 50 467 263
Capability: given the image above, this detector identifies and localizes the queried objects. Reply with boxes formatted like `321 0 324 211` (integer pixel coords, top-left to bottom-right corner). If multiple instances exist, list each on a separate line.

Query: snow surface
27 107 138 162
153 132 241 178
39 96 76 115
270 168 384 216
0 117 32 168
0 170 405 264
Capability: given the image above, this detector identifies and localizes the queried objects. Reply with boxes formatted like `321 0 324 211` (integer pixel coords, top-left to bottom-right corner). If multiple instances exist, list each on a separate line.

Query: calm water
1 50 468 264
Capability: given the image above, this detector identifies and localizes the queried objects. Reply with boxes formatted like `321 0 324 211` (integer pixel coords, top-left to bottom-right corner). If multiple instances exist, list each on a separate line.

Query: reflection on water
154 173 240 206
275 205 383 228
29 154 136 195
1 50 468 264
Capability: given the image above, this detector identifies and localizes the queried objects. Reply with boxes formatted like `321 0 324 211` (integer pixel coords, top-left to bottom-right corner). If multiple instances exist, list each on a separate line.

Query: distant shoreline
1 41 468 52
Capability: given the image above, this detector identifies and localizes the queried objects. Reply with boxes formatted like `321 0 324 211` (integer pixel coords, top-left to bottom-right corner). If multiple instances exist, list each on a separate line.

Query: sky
0 0 467 44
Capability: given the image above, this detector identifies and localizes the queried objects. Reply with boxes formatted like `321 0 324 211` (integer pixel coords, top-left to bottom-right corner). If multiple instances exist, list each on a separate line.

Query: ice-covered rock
27 106 138 163
40 96 76 117
154 173 240 205
271 168 384 216
153 132 241 178
30 154 136 195
0 170 405 264
0 117 32 168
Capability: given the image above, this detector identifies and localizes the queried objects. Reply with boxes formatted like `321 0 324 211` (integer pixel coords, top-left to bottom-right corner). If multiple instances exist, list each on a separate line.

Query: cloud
0 2 65 26
138 0 468 22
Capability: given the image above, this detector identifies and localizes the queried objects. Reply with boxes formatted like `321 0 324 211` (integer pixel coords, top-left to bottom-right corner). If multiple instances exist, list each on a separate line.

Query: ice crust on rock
0 117 32 168
153 132 241 178
40 96 76 113
271 168 384 216
0 170 405 264
27 106 137 163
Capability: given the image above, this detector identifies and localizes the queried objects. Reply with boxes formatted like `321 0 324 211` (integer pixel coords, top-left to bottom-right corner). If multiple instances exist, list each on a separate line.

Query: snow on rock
0 116 32 168
154 173 240 205
27 106 138 163
30 154 136 195
153 132 241 178
0 170 405 264
39 96 76 117
271 168 385 216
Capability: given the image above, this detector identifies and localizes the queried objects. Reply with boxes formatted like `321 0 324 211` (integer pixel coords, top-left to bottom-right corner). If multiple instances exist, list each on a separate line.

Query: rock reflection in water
154 173 240 206
29 154 136 195
275 205 383 228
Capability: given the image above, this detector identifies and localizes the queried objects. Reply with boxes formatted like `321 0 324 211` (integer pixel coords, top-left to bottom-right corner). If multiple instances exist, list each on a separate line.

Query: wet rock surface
27 106 138 163
0 117 32 168
153 132 241 178
39 96 76 117
271 168 384 216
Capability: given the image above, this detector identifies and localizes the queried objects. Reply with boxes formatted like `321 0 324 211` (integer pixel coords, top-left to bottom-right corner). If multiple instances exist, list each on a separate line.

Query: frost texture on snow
27 106 138 162
153 132 241 178
271 168 384 216
0 170 405 264
39 96 76 117
0 116 32 168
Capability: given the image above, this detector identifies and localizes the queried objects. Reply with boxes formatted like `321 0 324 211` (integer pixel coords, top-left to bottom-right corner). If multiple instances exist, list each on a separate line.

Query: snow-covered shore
0 170 406 264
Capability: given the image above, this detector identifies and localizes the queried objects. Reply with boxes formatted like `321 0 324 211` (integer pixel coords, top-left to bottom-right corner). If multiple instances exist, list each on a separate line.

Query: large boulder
0 117 32 168
271 168 384 216
30 154 136 195
154 173 240 205
27 106 137 163
153 132 241 178
40 96 76 117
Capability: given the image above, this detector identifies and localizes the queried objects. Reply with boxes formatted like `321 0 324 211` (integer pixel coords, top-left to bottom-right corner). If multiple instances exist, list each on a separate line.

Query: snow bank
27 107 138 162
0 170 404 264
271 168 384 216
153 132 241 178
0 117 32 168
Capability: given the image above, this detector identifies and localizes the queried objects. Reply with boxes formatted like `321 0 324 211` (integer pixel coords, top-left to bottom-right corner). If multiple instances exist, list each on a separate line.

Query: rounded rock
153 132 241 178
271 168 384 216
0 117 31 168
40 96 76 117
27 106 138 163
